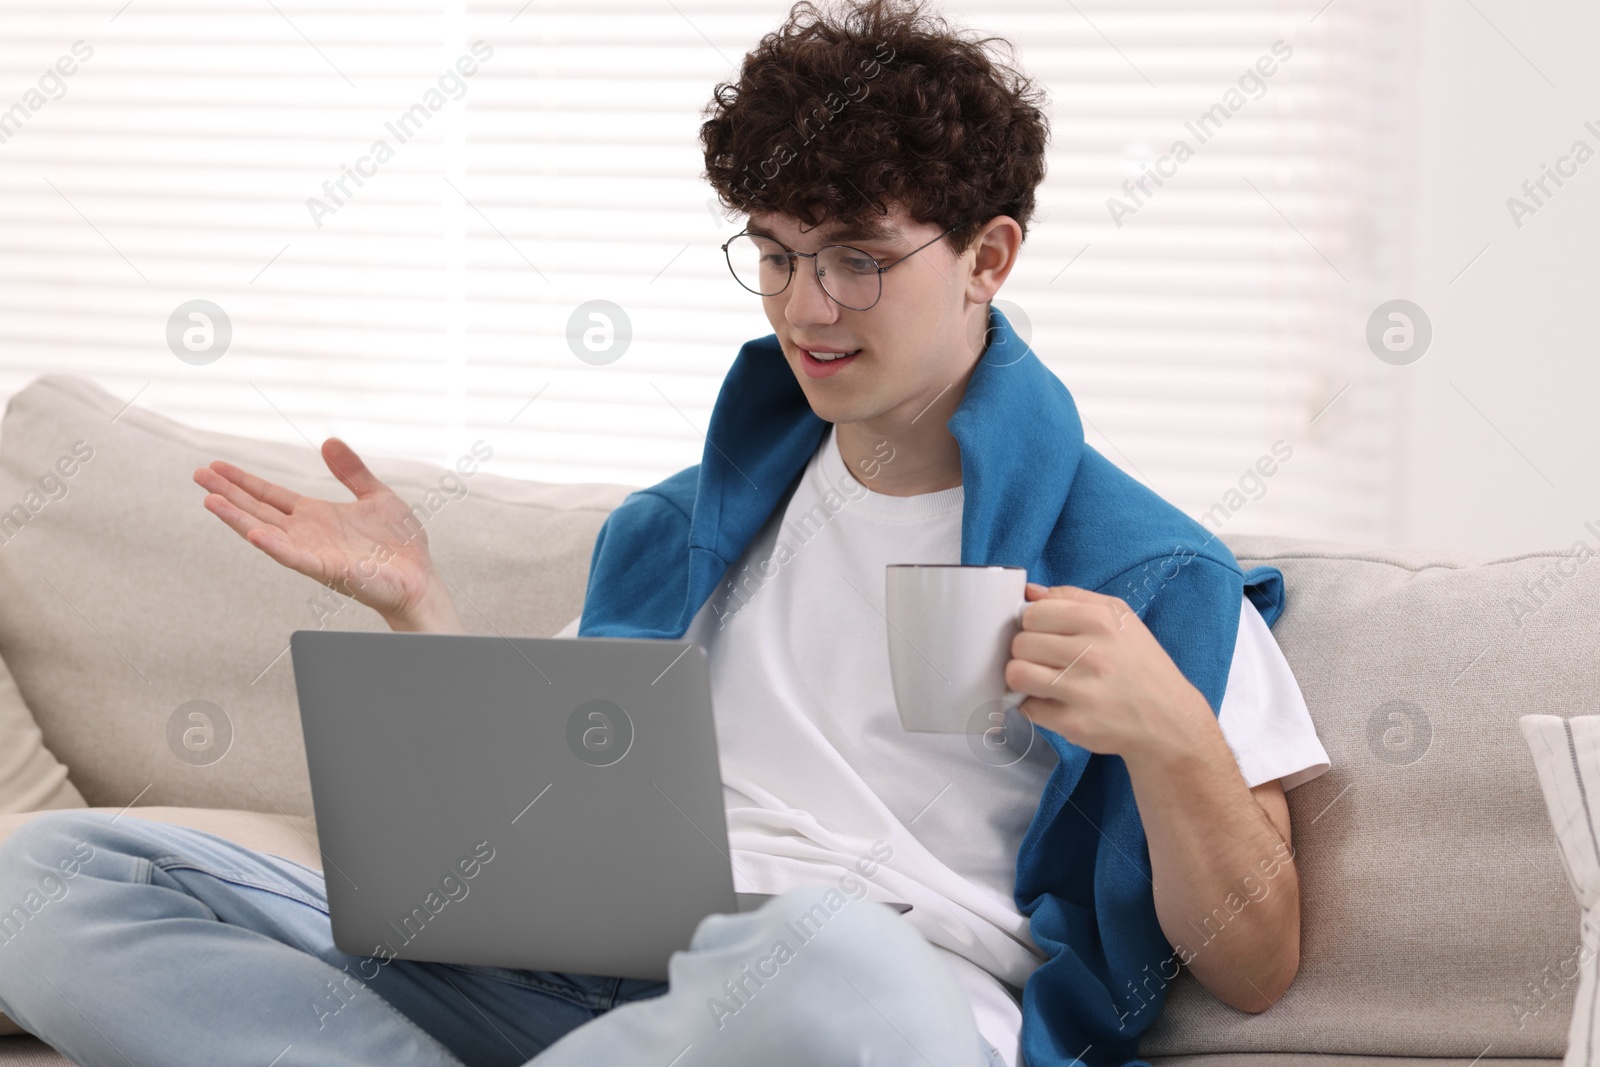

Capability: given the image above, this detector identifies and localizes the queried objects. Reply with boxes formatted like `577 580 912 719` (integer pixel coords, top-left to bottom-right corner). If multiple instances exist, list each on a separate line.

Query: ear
963 215 1023 304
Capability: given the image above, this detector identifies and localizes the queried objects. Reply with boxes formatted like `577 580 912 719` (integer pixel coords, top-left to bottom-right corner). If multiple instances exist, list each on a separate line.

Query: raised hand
193 437 462 631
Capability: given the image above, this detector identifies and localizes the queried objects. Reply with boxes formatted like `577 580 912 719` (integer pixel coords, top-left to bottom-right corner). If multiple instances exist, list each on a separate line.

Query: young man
0 1 1328 1065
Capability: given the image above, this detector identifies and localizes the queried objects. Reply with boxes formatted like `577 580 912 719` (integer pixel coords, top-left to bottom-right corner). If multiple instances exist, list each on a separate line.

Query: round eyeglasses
720 224 965 312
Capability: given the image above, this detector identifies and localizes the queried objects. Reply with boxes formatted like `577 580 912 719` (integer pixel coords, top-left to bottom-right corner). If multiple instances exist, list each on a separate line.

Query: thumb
1025 582 1092 600
321 437 386 499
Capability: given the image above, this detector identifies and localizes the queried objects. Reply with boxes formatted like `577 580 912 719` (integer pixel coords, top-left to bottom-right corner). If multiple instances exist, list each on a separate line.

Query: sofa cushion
1137 533 1595 1059
1519 713 1600 1067
0 652 82 815
0 1037 71 1065
0 374 631 817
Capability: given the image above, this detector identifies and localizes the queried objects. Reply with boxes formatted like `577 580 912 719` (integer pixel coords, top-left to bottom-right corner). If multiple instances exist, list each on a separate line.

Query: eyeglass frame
720 222 968 311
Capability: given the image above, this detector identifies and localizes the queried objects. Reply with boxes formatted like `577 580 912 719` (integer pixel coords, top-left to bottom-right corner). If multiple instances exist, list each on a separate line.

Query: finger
200 459 301 516
1028 584 1133 629
1012 631 1098 672
199 489 285 551
1019 597 1122 635
193 464 288 526
1028 583 1103 603
243 526 326 581
320 437 387 500
1009 652 1094 695
198 477 331 586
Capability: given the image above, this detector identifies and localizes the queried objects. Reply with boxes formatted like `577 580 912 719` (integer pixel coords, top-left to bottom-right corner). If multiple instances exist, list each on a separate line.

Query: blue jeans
0 811 1006 1067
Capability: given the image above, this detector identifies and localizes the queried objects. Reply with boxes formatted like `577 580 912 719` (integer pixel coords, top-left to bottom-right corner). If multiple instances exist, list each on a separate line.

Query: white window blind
0 0 1413 543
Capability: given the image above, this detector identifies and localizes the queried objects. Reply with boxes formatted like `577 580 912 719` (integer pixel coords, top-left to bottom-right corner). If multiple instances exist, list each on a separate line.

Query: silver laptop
288 628 908 981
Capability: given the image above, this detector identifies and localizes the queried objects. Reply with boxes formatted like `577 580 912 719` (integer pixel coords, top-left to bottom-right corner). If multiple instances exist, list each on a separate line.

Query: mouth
796 344 862 377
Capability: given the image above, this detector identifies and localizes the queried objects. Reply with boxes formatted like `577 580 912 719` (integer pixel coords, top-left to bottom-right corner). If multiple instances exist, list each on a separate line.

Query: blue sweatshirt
578 304 1287 1066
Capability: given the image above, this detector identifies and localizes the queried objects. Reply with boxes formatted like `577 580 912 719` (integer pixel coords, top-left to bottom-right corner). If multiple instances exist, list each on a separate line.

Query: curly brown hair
700 0 1050 257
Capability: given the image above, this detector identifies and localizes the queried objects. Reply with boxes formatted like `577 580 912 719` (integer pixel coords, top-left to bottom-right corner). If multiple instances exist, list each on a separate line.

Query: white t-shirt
556 425 1330 1066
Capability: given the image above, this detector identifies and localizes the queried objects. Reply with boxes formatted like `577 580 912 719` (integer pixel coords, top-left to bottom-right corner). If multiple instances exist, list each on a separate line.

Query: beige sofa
0 373 1589 1066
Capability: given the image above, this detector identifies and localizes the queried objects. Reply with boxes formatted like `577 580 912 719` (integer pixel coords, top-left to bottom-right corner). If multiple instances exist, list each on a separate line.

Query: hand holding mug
1003 582 1216 760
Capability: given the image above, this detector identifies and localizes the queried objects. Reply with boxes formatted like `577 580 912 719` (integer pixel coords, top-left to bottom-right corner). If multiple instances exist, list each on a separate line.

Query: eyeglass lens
724 234 883 310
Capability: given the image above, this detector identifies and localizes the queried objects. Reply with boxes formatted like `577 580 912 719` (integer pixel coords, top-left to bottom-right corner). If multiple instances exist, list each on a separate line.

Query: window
0 0 1412 542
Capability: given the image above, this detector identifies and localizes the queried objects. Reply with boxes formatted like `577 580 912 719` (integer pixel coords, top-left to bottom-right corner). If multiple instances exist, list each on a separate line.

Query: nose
781 256 842 332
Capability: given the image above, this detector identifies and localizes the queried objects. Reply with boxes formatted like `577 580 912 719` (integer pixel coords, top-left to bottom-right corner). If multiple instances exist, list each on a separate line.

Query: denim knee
673 886 985 1065
0 811 117 947
0 811 112 890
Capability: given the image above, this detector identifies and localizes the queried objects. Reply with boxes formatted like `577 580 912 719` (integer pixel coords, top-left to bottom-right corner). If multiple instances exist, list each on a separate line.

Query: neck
834 373 971 497
831 305 992 497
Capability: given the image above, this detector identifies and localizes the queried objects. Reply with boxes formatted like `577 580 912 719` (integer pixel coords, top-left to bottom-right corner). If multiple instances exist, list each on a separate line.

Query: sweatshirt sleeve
575 477 696 638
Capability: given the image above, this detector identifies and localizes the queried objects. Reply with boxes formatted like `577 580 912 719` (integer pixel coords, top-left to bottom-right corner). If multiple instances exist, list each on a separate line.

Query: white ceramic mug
885 564 1030 733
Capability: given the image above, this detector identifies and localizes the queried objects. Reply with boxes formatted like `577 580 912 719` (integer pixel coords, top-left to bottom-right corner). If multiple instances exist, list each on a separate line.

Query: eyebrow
746 218 902 246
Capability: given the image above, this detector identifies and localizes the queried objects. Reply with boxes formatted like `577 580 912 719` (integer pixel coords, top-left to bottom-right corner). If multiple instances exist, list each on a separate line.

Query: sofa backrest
0 373 1587 1057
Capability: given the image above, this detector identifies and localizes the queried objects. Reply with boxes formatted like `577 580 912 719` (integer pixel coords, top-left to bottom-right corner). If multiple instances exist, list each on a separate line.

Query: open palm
193 437 440 622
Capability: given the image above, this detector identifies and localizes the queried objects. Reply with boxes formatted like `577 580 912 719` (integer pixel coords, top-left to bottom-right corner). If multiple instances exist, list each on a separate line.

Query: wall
1398 0 1599 555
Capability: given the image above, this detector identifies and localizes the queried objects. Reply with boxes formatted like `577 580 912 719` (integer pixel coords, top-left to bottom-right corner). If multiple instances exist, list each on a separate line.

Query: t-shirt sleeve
554 614 581 639
1215 594 1330 791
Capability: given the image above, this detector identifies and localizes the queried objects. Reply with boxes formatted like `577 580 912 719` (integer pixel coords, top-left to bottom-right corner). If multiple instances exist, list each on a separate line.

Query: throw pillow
1520 712 1600 1062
